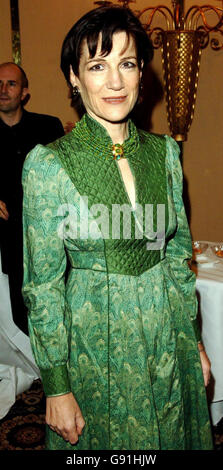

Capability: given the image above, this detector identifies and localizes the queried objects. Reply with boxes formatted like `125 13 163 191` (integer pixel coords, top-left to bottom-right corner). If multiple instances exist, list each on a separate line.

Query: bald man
0 62 64 334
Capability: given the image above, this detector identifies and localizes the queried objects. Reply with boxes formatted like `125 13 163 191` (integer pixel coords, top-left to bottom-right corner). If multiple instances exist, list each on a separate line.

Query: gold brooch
112 143 124 160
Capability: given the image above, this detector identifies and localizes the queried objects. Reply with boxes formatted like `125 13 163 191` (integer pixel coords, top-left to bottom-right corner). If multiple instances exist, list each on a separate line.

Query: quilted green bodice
48 114 168 276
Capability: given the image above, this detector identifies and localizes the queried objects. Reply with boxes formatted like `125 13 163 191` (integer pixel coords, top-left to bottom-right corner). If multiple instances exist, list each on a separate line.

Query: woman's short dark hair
61 5 153 87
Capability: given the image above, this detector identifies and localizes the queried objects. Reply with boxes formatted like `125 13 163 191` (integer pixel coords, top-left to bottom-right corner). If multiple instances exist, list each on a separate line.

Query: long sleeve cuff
191 318 202 342
40 364 71 397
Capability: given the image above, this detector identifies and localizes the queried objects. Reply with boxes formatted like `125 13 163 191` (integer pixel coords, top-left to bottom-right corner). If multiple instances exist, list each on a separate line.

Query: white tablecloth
194 242 223 425
0 250 39 419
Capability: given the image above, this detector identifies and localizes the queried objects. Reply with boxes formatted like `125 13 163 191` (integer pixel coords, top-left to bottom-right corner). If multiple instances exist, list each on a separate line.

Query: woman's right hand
46 392 85 445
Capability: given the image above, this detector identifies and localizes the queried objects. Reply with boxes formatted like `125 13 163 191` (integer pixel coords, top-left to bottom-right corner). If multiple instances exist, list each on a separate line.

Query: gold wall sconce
139 1 223 141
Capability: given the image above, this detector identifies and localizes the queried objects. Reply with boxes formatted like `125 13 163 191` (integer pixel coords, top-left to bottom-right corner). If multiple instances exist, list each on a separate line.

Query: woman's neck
87 111 129 144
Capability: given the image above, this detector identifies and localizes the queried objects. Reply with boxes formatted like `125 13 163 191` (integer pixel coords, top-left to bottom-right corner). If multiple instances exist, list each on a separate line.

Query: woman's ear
69 65 78 87
139 60 144 80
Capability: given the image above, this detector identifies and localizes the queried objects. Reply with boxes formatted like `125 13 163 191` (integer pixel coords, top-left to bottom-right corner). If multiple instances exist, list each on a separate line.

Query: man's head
0 62 29 115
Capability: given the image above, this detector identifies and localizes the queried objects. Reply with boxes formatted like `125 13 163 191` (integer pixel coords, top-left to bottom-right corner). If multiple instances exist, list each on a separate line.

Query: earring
72 86 79 96
137 80 144 105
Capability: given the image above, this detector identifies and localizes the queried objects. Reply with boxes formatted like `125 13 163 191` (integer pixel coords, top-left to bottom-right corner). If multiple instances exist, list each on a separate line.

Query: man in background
0 62 64 334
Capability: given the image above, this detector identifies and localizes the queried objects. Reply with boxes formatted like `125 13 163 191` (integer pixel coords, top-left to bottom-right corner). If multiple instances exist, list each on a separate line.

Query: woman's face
70 31 142 128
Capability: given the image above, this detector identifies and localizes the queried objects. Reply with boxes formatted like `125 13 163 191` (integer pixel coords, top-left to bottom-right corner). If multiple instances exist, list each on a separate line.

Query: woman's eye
89 64 104 71
122 61 136 69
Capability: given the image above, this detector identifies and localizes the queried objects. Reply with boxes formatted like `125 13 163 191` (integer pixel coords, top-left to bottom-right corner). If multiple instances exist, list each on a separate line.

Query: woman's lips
102 96 127 104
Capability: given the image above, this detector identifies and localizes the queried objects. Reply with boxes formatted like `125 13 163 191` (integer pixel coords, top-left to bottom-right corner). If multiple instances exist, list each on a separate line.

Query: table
193 241 223 426
0 250 39 419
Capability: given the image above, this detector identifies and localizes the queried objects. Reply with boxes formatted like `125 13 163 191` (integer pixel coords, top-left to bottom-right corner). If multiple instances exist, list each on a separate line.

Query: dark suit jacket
0 109 64 273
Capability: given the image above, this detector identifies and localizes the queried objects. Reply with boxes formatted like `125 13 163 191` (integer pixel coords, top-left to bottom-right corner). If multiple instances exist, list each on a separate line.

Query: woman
22 6 212 450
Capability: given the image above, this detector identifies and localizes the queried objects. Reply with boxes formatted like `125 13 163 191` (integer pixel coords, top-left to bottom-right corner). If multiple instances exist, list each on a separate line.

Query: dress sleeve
165 135 201 342
22 144 71 397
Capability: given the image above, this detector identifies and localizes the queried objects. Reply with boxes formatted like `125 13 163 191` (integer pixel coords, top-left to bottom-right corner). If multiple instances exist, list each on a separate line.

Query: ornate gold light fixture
138 1 223 141
94 1 223 141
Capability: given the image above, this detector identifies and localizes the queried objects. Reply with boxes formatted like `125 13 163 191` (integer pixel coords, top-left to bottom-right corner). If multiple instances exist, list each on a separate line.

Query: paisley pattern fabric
22 115 213 450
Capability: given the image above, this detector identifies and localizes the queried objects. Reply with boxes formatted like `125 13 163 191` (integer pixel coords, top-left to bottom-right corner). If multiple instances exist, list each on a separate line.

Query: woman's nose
106 69 124 90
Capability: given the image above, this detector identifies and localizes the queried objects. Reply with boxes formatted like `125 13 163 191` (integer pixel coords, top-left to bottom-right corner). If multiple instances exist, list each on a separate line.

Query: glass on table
192 241 208 255
210 244 223 258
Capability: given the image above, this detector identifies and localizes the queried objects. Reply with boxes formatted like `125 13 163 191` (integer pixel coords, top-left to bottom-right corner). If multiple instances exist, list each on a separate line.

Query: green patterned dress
22 113 213 450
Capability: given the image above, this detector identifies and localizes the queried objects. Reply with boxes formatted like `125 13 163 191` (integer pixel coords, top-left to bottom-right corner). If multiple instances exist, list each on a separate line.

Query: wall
19 0 94 122
0 0 222 241
0 0 12 61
